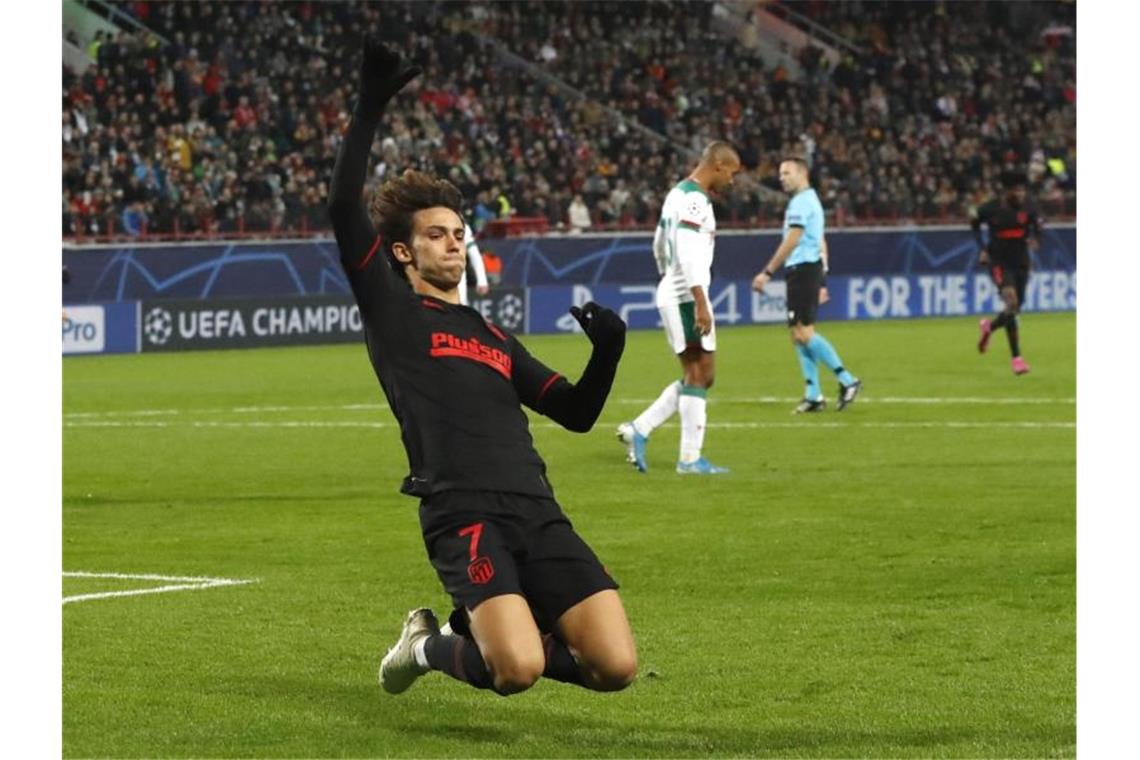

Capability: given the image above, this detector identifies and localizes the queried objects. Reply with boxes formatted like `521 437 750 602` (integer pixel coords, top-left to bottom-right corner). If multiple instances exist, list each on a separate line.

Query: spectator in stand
492 186 513 219
568 194 592 233
471 191 497 233
63 194 77 237
63 0 1074 238
121 200 148 236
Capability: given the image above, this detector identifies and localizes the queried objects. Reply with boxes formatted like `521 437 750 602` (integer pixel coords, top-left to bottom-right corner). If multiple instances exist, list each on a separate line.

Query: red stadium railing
482 217 551 237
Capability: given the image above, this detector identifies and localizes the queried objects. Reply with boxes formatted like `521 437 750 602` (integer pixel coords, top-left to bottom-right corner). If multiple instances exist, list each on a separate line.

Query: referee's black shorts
785 261 825 327
419 490 618 635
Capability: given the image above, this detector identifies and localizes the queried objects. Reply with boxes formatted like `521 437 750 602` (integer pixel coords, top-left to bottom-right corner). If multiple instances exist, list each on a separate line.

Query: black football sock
541 633 586 687
425 632 589 692
1006 316 1021 358
424 633 497 691
992 311 1011 330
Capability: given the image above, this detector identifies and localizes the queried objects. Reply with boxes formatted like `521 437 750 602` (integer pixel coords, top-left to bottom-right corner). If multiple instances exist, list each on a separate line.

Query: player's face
401 207 466 289
711 155 743 194
1006 186 1027 207
779 161 806 193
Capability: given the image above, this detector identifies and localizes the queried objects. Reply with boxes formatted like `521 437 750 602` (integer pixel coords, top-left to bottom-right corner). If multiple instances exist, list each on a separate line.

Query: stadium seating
62 0 1075 240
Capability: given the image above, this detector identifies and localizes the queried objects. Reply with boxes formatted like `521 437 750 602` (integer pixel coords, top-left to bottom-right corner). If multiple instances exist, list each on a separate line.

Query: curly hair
369 169 465 274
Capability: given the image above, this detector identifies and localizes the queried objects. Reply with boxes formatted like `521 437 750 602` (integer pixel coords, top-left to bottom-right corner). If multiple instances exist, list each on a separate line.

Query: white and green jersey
458 222 488 306
653 179 716 307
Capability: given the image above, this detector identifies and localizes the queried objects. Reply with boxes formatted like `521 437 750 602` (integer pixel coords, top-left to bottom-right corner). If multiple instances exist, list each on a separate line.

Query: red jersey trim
429 347 511 379
485 321 507 342
995 229 1027 240
422 299 446 311
355 235 383 271
536 372 562 402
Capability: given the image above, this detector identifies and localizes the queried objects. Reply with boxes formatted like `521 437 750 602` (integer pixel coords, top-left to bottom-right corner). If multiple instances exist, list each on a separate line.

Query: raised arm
327 36 422 269
513 303 627 433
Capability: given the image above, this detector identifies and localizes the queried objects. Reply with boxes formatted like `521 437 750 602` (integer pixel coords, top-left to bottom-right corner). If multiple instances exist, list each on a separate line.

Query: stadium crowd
62 1 1075 239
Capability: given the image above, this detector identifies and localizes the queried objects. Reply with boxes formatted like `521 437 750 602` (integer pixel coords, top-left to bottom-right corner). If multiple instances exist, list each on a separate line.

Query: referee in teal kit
751 156 862 413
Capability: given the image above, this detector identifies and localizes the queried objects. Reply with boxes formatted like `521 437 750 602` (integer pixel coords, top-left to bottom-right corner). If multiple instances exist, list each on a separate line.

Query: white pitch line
230 403 387 414
775 396 1074 405
63 571 258 605
65 403 388 419
708 420 1075 430
65 571 245 582
616 396 1076 405
65 420 385 429
63 419 1074 431
63 581 247 605
62 396 1074 420
64 408 185 418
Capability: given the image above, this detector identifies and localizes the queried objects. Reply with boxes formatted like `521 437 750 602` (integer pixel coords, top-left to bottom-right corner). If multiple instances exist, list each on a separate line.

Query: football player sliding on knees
327 35 637 697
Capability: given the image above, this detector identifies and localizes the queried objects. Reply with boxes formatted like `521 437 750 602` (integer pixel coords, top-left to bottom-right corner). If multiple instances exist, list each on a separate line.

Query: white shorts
660 302 716 355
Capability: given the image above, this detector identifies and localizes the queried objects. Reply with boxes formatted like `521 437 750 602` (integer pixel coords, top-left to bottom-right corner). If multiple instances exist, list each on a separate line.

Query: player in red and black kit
327 37 636 697
971 170 1041 375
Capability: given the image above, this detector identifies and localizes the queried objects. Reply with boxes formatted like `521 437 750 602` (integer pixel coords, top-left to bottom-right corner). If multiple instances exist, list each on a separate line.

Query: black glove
569 302 626 355
358 34 422 111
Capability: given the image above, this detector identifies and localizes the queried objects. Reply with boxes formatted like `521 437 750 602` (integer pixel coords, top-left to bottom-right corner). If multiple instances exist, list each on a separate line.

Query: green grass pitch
63 313 1075 758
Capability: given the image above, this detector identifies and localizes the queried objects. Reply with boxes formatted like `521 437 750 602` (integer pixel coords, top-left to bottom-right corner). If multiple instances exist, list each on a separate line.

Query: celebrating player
616 142 741 474
752 157 862 413
972 170 1040 375
328 37 636 697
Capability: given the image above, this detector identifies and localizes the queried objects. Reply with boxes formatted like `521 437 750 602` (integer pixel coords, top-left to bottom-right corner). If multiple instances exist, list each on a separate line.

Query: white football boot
379 608 439 694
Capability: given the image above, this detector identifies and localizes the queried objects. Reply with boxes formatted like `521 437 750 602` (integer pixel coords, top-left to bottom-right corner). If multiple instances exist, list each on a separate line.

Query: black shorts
419 490 618 634
785 261 824 327
990 263 1029 305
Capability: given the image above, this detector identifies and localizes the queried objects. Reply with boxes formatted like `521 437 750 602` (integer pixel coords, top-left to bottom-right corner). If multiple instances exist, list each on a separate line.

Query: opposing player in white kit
457 222 490 306
617 142 742 474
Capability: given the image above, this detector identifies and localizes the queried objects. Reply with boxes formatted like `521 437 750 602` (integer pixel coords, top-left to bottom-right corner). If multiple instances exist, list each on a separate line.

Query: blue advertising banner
61 227 1075 352
62 226 1076 303
526 270 1076 335
63 239 352 304
483 225 1076 286
59 272 1074 355
62 302 138 355
133 287 529 353
138 295 362 352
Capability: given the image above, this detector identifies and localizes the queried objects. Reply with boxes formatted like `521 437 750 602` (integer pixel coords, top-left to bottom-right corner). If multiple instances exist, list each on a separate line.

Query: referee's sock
795 343 823 400
806 333 856 387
